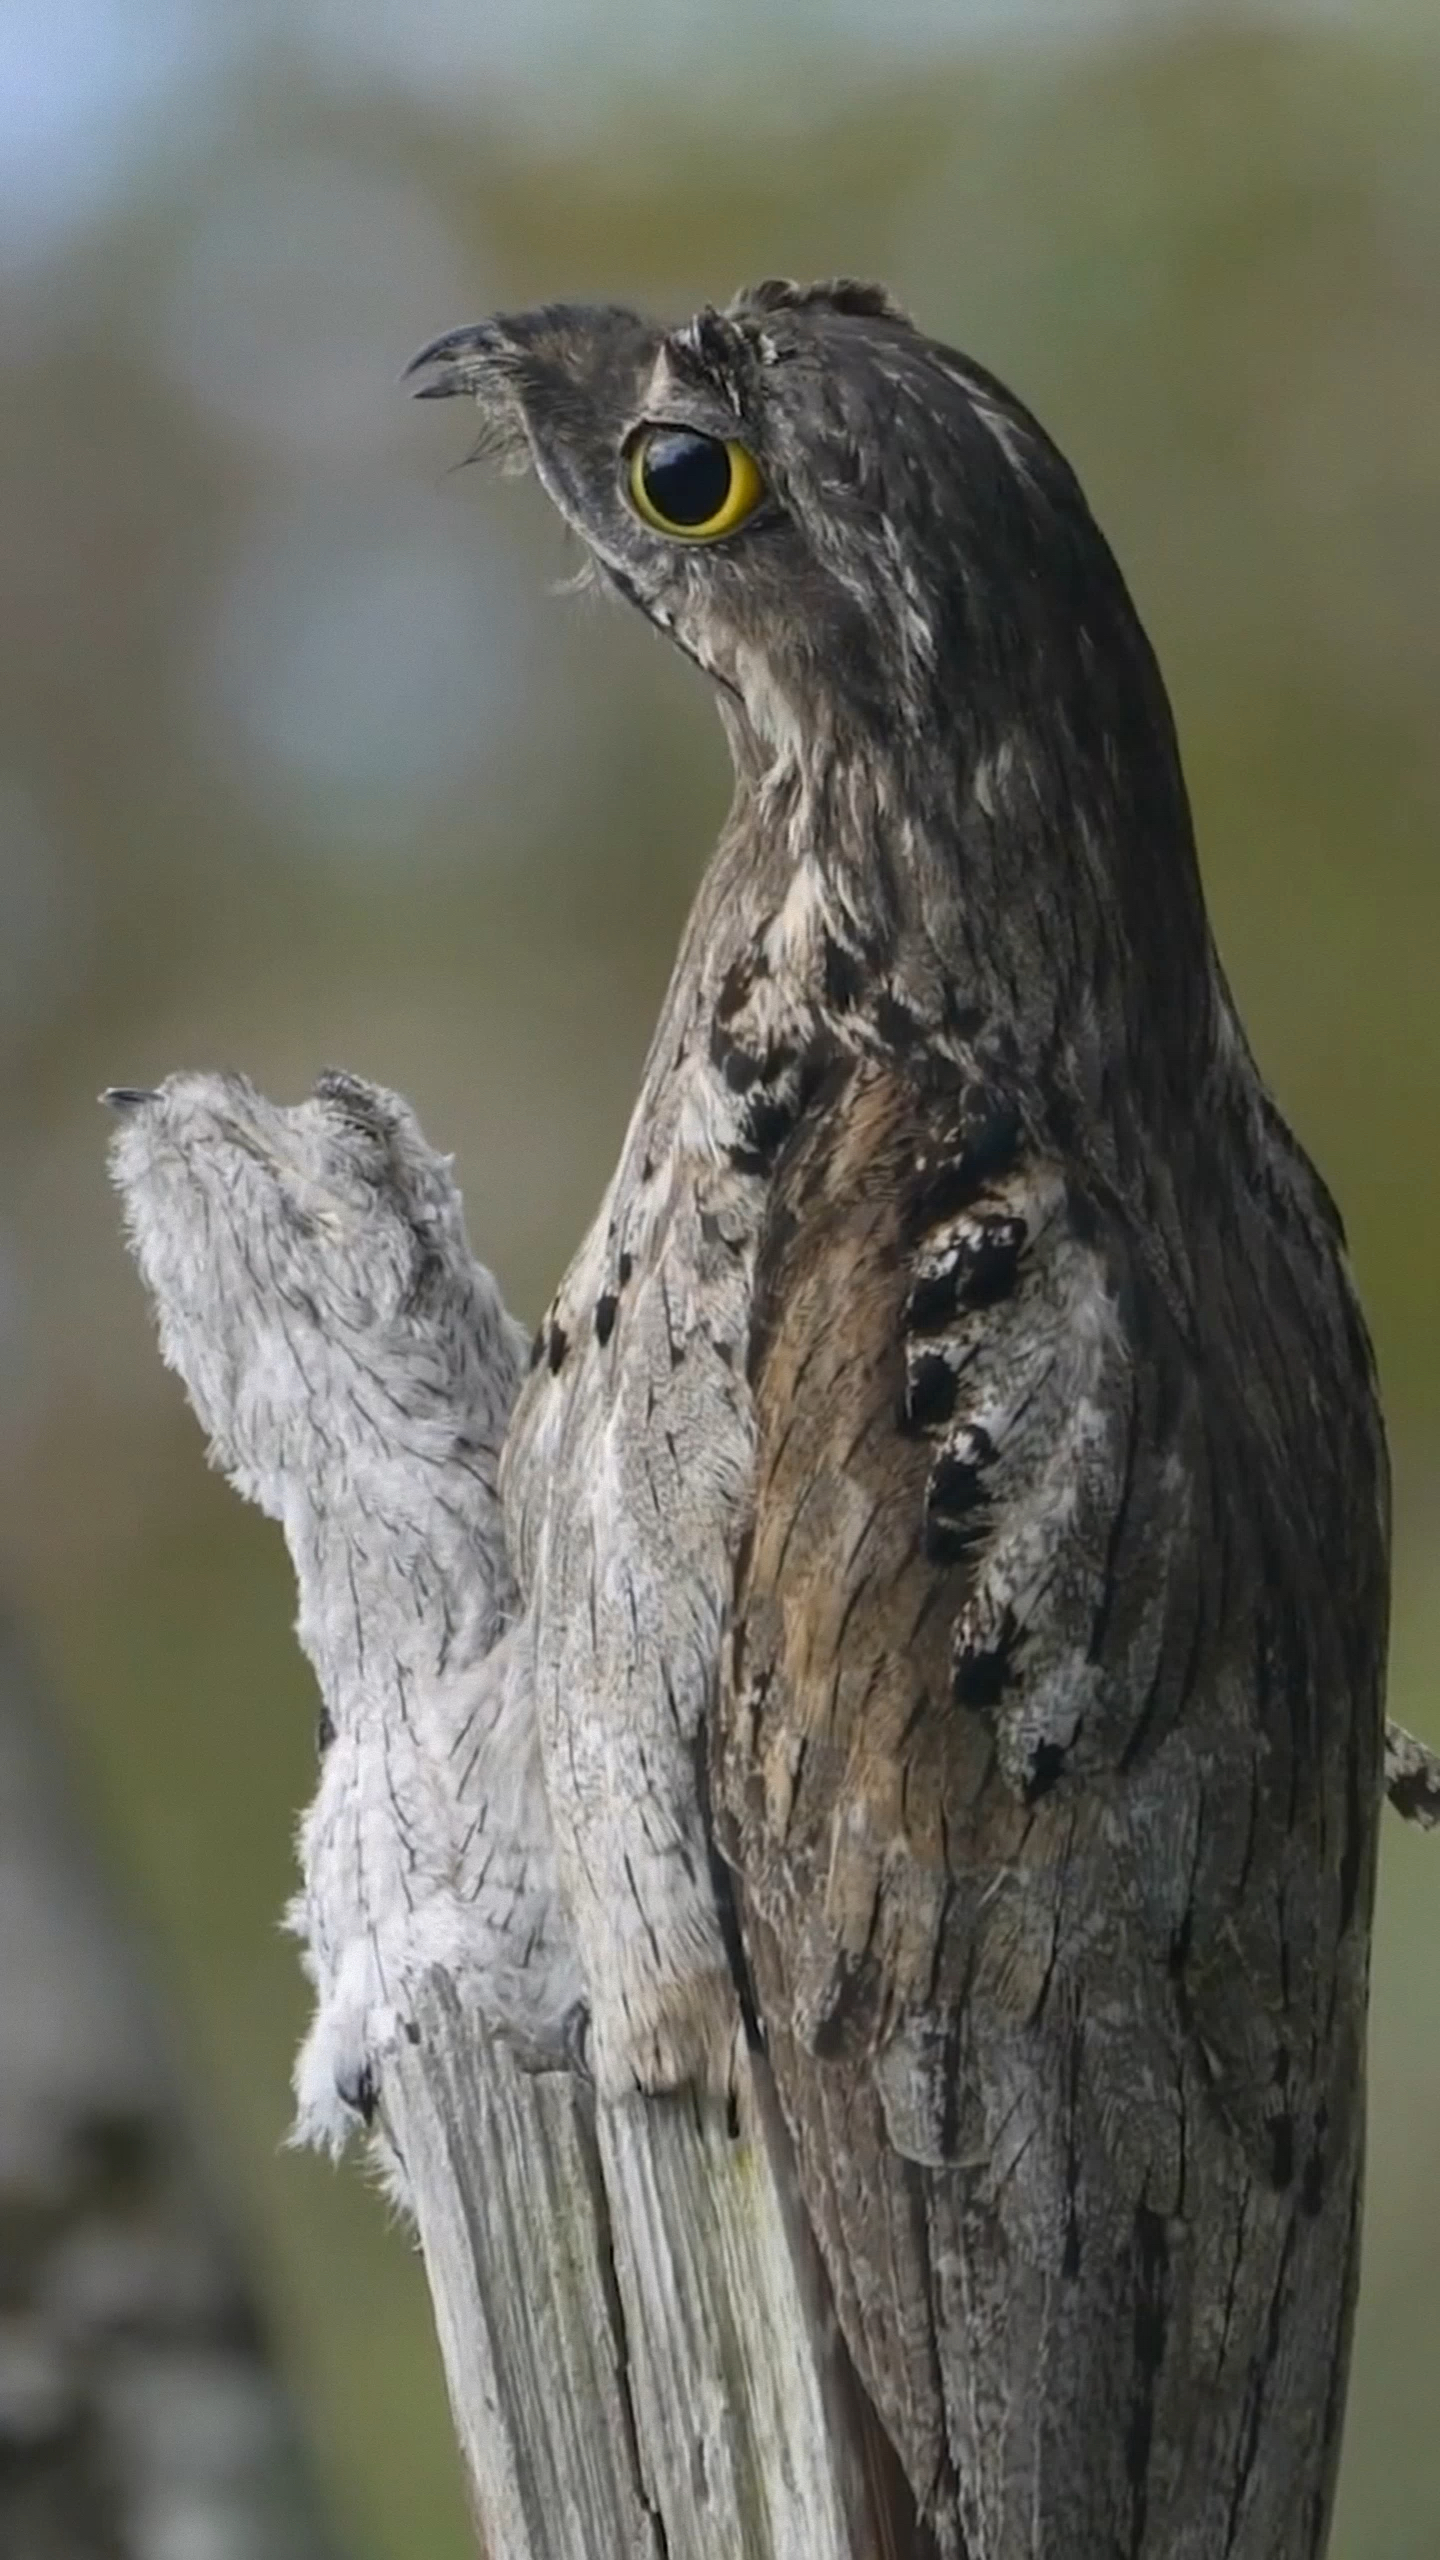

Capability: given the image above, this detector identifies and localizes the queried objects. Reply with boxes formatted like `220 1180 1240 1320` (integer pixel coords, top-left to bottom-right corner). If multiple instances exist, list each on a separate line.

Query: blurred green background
1 0 1437 2552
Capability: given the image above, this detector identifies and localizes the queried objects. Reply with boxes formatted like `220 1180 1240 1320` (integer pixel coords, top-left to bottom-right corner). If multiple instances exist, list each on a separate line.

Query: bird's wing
713 1053 1384 2556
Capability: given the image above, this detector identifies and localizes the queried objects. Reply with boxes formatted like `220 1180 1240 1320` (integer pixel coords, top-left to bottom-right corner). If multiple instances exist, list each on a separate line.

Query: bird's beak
101 1086 160 1112
403 319 512 403
403 317 538 474
405 300 659 544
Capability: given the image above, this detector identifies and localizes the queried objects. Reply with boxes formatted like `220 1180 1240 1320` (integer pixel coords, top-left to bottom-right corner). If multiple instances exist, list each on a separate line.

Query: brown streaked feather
714 1055 1385 2560
410 281 1390 2559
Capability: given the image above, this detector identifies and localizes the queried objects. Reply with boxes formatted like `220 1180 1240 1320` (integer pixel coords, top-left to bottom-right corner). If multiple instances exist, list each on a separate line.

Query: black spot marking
712 1023 799 1100
710 1024 763 1091
594 1292 618 1347
529 1326 545 1372
874 990 921 1049
904 1350 958 1431
955 1608 1018 1708
1024 1740 1068 1803
906 1266 958 1333
961 1214 1027 1304
717 950 768 1023
747 1092 797 1155
618 1250 634 1287
931 1430 992 1504
547 1321 569 1373
924 1516 986 1567
730 1091 796 1176
924 1431 993 1561
403 2019 421 2047
822 935 864 1009
929 1450 985 1512
728 1035 835 1177
906 1213 1027 1332
955 1648 1009 1709
1268 2114 1295 2190
316 1704 336 1753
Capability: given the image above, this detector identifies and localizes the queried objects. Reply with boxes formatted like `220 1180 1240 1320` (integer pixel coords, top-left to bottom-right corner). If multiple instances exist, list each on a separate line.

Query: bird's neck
726 715 1222 1136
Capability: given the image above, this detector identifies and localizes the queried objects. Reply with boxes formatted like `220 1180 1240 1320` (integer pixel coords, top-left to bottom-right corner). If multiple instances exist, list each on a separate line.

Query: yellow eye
627 427 764 541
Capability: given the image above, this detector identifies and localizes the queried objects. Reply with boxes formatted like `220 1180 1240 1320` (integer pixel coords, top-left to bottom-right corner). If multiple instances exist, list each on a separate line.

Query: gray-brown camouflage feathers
411 280 1389 2558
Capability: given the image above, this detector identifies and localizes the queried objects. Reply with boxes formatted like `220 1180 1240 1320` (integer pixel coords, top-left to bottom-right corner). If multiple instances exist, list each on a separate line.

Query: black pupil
642 430 733 526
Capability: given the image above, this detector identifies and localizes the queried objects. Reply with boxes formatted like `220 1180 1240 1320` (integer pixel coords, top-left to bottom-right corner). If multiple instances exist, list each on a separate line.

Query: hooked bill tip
402 317 506 400
101 1086 159 1113
402 327 466 399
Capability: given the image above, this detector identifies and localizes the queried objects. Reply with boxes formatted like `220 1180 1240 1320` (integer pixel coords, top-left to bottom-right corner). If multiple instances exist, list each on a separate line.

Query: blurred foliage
1 7 1437 2556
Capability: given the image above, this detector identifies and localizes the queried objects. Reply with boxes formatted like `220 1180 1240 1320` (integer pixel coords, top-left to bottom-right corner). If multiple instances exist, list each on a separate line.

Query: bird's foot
290 1929 417 2159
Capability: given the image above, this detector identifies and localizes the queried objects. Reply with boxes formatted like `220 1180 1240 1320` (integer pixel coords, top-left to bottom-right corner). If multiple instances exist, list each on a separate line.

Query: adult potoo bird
408 281 1389 2560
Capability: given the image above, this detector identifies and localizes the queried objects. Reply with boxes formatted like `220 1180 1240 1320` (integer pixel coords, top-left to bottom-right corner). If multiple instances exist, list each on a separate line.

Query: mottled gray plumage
406 280 1392 2559
109 1071 581 2157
